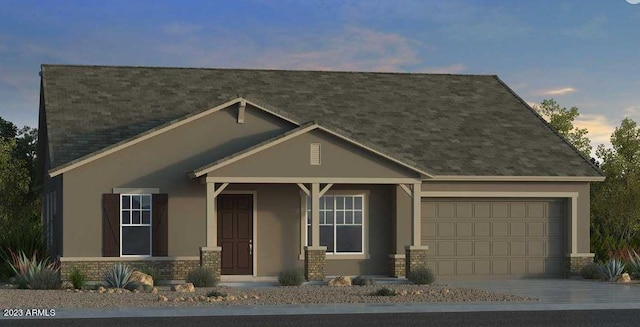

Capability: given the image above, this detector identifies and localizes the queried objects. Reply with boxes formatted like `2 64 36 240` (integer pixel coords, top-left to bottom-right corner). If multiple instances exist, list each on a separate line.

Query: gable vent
310 143 321 165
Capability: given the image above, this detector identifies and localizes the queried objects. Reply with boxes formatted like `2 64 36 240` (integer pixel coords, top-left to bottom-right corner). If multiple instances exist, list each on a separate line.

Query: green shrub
352 276 376 286
580 262 601 280
408 266 435 285
30 268 62 290
597 259 625 282
103 263 133 288
69 266 87 289
277 268 304 286
626 250 640 279
186 267 217 287
372 287 396 296
207 290 228 298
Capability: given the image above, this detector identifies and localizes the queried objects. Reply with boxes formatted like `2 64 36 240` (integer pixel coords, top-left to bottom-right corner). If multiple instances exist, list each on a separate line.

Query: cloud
537 87 577 96
574 114 616 146
421 64 467 74
158 26 422 72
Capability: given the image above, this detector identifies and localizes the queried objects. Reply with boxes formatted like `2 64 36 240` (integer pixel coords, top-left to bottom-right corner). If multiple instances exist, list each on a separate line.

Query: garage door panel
456 222 473 237
422 199 565 279
493 260 509 275
438 222 455 237
475 241 491 256
492 241 508 256
492 222 509 237
457 261 473 275
457 241 473 256
527 203 545 218
510 203 526 218
528 222 545 237
438 241 455 256
422 222 436 238
474 222 491 237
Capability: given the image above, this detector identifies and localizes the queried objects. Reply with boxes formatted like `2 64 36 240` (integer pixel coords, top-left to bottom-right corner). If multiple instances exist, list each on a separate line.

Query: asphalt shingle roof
41 64 602 177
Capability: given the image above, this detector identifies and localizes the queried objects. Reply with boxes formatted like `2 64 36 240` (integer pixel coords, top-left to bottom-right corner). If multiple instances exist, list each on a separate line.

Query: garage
421 199 566 279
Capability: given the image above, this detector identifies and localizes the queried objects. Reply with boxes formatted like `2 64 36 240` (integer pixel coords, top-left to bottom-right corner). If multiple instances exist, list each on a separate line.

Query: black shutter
102 193 120 257
152 194 169 256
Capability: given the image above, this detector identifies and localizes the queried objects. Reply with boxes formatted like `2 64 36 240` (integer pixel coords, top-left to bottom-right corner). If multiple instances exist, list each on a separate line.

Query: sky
1 0 639 156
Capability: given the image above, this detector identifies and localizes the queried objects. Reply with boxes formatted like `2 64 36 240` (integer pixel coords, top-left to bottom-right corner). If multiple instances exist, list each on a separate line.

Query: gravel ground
0 284 536 309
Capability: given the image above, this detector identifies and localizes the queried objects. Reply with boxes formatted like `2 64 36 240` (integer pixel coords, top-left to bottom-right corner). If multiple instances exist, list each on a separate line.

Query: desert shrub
103 263 133 288
29 268 61 290
580 262 601 280
186 267 217 287
408 266 435 285
626 250 640 279
372 287 396 296
597 259 625 282
7 250 57 287
352 276 376 286
277 267 304 286
207 290 228 298
69 266 87 289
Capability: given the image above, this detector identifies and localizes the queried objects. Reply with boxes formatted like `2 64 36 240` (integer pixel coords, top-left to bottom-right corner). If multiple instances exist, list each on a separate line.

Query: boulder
328 276 351 287
171 282 196 292
615 273 631 283
130 271 154 287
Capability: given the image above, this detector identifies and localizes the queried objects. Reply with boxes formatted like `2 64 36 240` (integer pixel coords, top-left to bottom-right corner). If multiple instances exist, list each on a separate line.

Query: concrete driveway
446 279 640 304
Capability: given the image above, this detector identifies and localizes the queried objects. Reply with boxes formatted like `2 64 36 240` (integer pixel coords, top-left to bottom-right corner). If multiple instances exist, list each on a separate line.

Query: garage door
422 199 566 279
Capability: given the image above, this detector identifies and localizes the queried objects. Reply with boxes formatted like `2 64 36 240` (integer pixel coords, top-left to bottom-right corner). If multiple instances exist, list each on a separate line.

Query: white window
306 195 364 254
120 194 152 256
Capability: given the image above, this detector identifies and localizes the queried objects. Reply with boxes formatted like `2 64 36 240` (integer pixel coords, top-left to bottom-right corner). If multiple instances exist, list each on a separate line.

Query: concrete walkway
10 279 640 319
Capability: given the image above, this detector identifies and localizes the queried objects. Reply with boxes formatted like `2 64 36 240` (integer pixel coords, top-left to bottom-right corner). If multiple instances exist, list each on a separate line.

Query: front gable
195 125 425 180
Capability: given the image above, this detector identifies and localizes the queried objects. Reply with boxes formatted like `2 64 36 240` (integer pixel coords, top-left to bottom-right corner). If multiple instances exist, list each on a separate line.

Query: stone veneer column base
200 246 222 281
389 254 406 277
405 246 429 277
565 254 595 277
304 246 327 281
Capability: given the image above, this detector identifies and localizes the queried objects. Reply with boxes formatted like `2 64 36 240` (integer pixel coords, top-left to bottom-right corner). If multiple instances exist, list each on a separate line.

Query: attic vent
237 100 246 124
310 143 321 165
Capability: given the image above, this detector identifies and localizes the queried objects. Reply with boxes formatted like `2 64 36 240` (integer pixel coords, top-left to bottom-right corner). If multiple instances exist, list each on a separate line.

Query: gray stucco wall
60 105 294 257
210 129 418 178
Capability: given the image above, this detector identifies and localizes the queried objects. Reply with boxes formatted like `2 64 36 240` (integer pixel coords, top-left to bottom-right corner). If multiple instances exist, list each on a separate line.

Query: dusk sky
1 0 639 155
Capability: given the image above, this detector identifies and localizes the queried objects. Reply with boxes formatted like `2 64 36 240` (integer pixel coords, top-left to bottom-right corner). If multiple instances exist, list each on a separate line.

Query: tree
533 99 592 158
590 118 640 259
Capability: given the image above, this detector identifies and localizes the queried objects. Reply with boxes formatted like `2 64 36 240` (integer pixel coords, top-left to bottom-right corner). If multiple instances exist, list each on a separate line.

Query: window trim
299 190 370 260
119 193 153 257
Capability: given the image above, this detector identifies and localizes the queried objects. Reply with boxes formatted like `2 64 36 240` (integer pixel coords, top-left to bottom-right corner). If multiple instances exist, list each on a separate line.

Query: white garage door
422 199 566 280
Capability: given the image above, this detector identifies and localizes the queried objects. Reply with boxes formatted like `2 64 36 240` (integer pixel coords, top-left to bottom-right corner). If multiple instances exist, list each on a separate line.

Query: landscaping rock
151 287 159 294
61 281 74 289
616 273 631 283
97 286 106 294
130 271 154 287
171 283 195 293
328 276 351 287
158 295 168 302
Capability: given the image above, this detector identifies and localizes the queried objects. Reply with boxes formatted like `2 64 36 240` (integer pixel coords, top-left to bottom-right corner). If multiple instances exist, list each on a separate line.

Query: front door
217 194 253 275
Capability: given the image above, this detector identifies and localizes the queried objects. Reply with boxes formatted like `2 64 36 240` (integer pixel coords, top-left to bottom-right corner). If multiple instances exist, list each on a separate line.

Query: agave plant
103 263 133 288
597 258 625 282
8 250 58 287
626 249 640 279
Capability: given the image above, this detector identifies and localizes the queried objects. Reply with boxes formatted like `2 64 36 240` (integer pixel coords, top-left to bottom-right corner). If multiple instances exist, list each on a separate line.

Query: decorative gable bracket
238 100 246 124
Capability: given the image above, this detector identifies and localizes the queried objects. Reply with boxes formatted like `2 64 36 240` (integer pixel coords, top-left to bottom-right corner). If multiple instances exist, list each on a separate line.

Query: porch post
304 182 326 281
405 182 429 277
206 181 217 247
311 183 320 247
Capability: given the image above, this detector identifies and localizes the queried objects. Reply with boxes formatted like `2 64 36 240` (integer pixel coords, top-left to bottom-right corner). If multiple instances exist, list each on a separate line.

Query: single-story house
38 64 603 282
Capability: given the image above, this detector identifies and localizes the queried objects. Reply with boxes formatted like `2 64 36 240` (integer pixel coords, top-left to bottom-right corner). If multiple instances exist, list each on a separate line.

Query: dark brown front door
218 194 253 275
